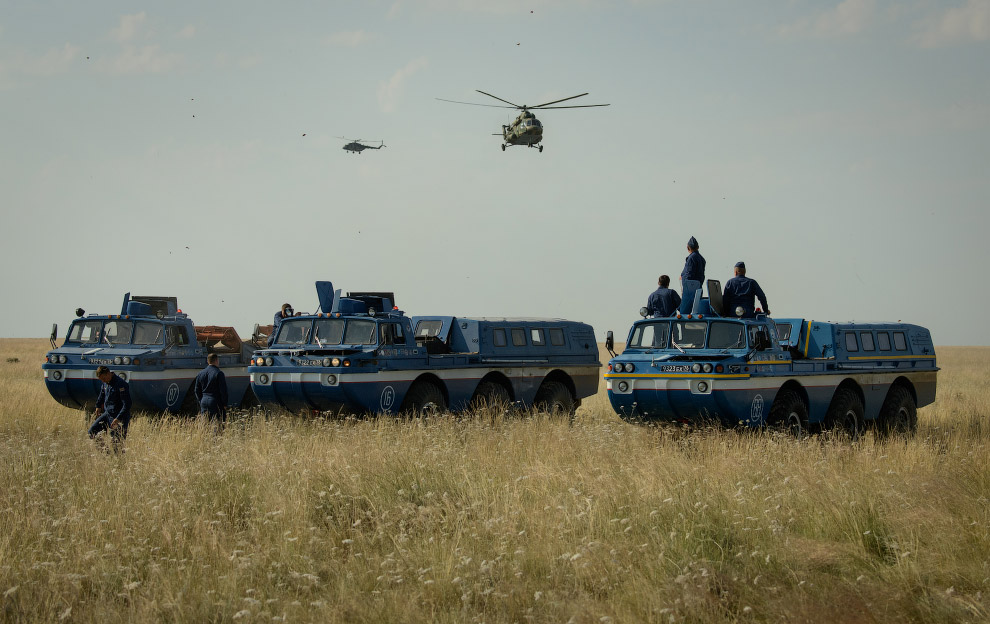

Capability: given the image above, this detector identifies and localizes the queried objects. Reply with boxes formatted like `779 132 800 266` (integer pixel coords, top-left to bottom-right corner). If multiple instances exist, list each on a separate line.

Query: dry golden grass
1 340 988 623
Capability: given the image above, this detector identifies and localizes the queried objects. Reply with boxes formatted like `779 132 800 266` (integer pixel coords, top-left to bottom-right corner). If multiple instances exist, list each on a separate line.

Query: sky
2 0 989 346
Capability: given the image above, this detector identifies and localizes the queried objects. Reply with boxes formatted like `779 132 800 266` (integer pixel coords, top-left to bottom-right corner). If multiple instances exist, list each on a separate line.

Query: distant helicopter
437 90 609 152
337 137 385 154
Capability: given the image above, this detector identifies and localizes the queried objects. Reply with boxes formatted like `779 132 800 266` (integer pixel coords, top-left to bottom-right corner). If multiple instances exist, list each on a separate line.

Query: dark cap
687 236 699 249
734 261 745 269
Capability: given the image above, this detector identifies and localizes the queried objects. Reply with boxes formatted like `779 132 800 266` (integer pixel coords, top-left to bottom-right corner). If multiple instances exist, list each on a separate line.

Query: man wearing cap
87 365 132 452
646 275 681 318
268 303 294 346
679 236 706 313
722 261 770 319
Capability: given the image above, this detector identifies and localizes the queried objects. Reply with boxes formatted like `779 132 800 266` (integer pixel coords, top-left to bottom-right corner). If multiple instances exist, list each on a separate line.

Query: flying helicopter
436 90 609 152
337 137 386 154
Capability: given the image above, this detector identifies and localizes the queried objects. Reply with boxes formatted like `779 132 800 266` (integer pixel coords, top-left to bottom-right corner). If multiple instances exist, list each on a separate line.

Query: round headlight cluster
617 380 630 392
326 374 337 385
702 363 712 373
122 356 132 365
613 362 636 373
265 357 274 366
697 381 709 392
692 363 702 373
113 356 122 365
331 357 341 367
50 354 68 364
259 373 270 384
322 357 331 367
52 370 63 381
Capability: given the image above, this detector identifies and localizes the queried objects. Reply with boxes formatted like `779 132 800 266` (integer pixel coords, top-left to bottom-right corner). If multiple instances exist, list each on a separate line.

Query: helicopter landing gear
501 144 506 151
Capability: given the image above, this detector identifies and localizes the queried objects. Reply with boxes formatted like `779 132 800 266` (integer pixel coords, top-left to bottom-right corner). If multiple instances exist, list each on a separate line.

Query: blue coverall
722 276 769 319
646 287 682 318
679 250 706 313
88 373 132 445
194 364 228 419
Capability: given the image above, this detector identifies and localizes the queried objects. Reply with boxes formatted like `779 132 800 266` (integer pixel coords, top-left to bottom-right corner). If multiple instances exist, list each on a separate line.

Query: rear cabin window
493 328 507 347
380 323 405 345
877 332 891 351
530 329 545 346
860 332 876 351
67 321 103 343
776 324 793 342
167 325 191 346
893 332 908 351
844 332 859 352
511 328 526 347
549 328 565 346
415 320 443 338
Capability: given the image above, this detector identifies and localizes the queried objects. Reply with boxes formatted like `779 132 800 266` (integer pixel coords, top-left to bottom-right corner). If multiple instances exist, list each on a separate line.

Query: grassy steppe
1 339 988 623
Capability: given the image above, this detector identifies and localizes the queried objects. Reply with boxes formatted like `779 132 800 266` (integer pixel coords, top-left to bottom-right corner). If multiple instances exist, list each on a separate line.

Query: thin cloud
778 0 875 39
176 24 196 39
113 12 147 43
915 0 990 48
326 30 372 47
0 43 80 78
102 44 181 74
378 57 428 113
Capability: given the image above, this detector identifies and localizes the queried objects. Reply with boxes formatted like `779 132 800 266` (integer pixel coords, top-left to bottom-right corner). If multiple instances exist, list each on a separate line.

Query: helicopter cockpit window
67 320 103 344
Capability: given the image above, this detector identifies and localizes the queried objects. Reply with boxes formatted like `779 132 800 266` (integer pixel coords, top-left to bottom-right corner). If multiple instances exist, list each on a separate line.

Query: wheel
877 385 917 438
538 145 543 153
533 381 575 417
239 388 260 409
767 389 809 438
825 388 864 440
470 380 512 412
501 144 506 151
400 381 446 416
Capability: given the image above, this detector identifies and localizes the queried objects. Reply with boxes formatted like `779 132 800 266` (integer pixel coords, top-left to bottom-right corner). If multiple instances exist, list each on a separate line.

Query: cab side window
844 332 859 352
893 332 908 351
167 326 190 346
493 329 507 347
860 332 875 351
549 328 566 346
381 323 406 345
530 329 545 346
511 328 526 347
877 332 891 351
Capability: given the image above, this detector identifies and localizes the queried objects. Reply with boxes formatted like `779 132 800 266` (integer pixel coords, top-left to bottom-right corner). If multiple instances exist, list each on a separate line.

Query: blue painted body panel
42 295 258 414
248 283 601 414
605 313 938 427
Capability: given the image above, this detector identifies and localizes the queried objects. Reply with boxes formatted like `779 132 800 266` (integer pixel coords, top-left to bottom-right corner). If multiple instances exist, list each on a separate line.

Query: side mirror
605 330 614 353
50 323 58 349
252 323 260 341
639 307 648 318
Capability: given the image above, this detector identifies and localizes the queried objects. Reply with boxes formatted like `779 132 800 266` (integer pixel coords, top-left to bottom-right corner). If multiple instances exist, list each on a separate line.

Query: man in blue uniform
679 236 706 313
268 302 294 346
646 275 681 318
88 365 132 452
194 353 228 423
722 261 770 319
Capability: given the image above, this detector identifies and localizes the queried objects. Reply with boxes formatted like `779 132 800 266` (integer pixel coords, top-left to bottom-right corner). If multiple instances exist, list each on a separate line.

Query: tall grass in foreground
1 340 988 623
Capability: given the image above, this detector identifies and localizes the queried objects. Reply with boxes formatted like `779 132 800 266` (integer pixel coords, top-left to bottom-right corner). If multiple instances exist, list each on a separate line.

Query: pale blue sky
2 1 988 345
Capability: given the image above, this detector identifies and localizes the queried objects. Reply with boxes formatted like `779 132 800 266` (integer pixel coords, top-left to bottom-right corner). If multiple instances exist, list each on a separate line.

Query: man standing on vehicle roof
646 275 681 318
194 353 228 424
268 303 293 346
722 261 770 319
87 365 132 453
679 236 706 314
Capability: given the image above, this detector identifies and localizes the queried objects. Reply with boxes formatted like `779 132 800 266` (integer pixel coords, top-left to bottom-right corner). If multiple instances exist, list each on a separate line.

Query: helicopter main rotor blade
476 90 524 109
436 97 518 109
532 103 611 109
530 93 593 108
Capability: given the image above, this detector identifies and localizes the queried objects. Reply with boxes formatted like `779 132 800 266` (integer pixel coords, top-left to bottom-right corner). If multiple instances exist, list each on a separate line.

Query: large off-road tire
400 381 446 416
826 387 864 441
877 385 917 439
767 389 809 438
469 381 512 412
533 381 575 417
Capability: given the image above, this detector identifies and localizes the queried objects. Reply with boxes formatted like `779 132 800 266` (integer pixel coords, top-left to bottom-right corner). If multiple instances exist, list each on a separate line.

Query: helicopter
436 90 609 152
337 137 385 154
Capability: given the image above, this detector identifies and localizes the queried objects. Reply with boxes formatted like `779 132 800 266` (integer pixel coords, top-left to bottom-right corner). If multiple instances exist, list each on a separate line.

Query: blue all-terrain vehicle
248 281 601 415
43 294 263 414
604 280 937 437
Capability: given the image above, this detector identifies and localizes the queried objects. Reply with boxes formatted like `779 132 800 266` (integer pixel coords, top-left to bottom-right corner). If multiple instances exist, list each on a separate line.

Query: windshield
67 320 102 344
312 319 344 346
708 322 747 350
133 322 164 345
629 322 670 348
344 320 376 345
671 322 707 349
275 319 313 346
104 320 133 345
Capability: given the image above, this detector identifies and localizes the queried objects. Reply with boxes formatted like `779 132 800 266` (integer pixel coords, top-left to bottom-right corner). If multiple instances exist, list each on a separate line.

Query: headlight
114 356 122 365
122 356 131 365
255 357 265 366
52 370 63 381
735 306 745 318
331 357 340 367
326 374 337 385
117 372 127 381
692 363 702 373
259 373 270 384
265 357 273 366
702 363 712 373
697 381 708 392
617 380 630 392
322 357 331 367
625 363 635 373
